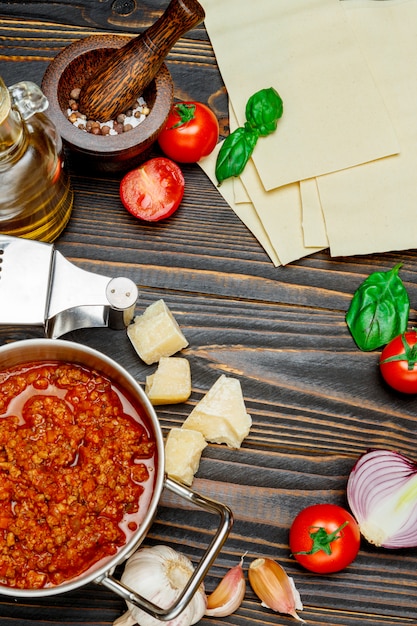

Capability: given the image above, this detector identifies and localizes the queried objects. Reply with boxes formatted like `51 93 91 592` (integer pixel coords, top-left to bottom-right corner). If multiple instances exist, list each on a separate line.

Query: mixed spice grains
66 87 150 135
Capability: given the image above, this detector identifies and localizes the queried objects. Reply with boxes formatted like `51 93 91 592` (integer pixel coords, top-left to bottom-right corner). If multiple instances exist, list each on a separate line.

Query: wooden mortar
41 35 174 173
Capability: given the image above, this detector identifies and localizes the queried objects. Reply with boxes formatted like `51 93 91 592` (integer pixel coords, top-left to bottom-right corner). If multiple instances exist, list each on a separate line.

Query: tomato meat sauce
0 361 157 589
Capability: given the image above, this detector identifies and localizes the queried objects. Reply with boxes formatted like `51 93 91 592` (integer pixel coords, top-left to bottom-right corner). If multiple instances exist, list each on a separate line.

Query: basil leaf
245 87 283 137
346 263 409 351
215 124 259 184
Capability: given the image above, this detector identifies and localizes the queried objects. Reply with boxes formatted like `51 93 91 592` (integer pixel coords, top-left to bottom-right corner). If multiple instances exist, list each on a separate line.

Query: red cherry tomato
380 331 417 393
157 101 219 163
289 504 360 574
119 157 184 222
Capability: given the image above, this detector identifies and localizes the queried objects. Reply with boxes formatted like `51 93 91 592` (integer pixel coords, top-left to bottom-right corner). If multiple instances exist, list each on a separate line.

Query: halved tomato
120 157 185 222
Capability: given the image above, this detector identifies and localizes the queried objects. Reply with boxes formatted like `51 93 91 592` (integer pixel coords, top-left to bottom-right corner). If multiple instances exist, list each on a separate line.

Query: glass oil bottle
0 76 73 241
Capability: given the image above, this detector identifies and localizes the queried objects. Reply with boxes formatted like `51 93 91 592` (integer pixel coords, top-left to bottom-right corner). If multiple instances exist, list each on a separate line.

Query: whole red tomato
289 504 360 574
158 101 219 163
380 331 417 393
119 157 184 222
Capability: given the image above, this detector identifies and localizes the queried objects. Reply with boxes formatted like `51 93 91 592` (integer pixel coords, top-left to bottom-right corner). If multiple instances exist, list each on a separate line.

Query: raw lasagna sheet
317 0 417 256
200 0 417 262
199 145 281 266
239 163 324 266
300 179 328 248
200 0 399 191
202 107 324 265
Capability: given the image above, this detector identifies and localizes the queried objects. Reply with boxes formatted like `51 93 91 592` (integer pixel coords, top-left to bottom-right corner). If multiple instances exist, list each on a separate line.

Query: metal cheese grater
0 235 138 338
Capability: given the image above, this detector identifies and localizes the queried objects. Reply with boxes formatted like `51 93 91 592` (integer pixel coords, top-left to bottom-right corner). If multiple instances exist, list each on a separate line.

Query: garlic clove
205 556 246 617
248 557 305 622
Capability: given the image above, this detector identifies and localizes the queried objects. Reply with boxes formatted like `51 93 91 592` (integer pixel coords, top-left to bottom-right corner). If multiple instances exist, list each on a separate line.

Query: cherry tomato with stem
158 101 219 163
289 504 360 574
119 157 184 222
379 330 417 393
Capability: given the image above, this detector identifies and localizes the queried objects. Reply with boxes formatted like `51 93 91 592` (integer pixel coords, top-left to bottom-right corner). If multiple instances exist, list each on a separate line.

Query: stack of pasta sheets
199 0 417 266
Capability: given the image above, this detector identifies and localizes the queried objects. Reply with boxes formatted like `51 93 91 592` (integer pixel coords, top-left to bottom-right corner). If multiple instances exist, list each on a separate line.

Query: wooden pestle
78 0 205 122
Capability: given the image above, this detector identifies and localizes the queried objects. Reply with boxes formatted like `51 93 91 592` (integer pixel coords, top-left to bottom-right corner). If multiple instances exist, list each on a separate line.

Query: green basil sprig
346 263 409 351
215 86 283 184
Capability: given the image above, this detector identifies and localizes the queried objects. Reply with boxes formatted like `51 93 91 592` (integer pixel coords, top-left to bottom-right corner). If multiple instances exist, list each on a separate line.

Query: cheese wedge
165 428 207 486
127 299 189 365
182 375 251 448
145 357 191 405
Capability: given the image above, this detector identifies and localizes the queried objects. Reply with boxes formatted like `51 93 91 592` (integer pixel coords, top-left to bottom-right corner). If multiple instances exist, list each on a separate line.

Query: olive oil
0 77 73 242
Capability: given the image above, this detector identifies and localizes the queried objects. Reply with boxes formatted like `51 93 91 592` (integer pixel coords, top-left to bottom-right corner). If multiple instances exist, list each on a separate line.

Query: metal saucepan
0 339 233 621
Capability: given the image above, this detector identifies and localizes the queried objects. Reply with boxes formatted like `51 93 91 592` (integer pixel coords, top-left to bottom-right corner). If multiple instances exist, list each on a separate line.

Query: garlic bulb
113 545 207 626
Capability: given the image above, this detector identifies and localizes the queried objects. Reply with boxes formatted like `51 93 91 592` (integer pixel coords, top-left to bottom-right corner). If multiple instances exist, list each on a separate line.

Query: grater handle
0 236 138 338
46 251 138 338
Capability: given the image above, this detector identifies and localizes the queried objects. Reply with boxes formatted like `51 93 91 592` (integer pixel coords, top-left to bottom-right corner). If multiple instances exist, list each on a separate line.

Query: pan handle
99 476 233 622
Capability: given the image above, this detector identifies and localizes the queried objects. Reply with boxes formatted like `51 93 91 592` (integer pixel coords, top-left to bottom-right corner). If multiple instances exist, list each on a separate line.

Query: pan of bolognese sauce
0 338 232 622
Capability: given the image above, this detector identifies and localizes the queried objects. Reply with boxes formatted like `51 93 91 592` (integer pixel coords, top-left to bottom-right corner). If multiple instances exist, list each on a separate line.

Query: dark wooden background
1 1 417 624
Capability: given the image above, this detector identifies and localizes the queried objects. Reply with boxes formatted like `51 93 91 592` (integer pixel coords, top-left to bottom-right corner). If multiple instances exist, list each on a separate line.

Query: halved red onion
347 449 417 549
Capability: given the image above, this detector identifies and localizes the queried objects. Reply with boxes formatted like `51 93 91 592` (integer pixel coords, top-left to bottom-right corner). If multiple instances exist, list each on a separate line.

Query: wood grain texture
1 2 417 625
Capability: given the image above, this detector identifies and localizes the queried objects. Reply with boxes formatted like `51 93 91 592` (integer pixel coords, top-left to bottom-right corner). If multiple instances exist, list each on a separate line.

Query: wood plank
1 3 417 625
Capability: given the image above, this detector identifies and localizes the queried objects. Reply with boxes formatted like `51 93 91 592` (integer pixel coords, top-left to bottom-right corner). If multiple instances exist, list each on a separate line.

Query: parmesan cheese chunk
183 375 252 448
127 299 189 365
165 428 207 486
145 357 191 405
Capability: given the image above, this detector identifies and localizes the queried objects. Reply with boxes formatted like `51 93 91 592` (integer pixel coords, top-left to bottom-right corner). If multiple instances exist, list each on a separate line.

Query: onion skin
347 449 417 549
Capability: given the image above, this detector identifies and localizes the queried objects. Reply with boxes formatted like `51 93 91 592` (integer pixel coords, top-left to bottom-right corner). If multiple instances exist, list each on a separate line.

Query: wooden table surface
1 1 417 625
